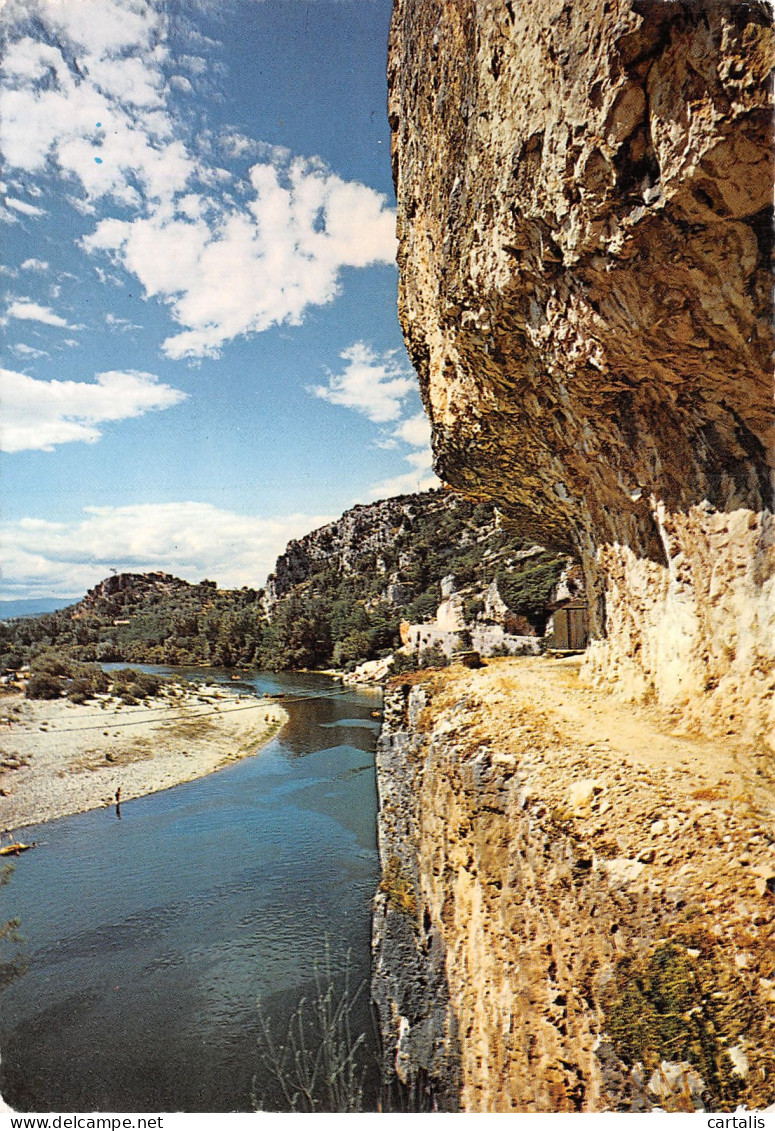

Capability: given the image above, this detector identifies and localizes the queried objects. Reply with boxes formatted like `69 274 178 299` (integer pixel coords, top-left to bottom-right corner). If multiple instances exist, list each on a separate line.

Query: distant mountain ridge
0 489 575 673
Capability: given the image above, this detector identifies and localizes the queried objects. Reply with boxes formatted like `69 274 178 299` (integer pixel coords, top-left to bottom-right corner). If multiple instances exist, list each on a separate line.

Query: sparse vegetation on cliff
373 658 775 1111
495 556 566 633
602 918 775 1111
605 942 743 1107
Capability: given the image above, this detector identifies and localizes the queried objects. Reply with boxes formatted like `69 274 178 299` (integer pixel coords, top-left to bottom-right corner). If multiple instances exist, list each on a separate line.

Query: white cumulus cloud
368 445 439 500
309 342 415 424
5 196 46 217
0 367 187 452
0 0 399 356
10 343 49 359
105 312 142 331
309 344 440 499
85 156 397 358
0 3 187 207
1 502 332 598
393 411 432 448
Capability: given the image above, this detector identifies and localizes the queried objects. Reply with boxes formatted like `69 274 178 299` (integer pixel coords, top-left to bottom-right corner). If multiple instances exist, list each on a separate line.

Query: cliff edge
373 658 775 1111
387 0 774 745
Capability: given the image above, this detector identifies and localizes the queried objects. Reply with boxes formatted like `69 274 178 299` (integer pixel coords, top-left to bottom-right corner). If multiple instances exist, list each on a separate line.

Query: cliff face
387 0 774 744
261 487 571 638
373 664 775 1112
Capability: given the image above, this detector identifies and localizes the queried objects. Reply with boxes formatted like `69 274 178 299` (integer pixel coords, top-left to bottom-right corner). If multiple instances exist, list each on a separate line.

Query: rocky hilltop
388 0 774 744
72 571 197 619
263 495 428 609
261 488 574 672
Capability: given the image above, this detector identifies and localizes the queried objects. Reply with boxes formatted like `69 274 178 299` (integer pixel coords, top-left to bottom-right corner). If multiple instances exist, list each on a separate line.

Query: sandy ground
0 684 287 835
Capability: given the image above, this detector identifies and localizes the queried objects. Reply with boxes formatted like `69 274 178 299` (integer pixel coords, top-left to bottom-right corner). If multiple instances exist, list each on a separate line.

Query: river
0 669 381 1112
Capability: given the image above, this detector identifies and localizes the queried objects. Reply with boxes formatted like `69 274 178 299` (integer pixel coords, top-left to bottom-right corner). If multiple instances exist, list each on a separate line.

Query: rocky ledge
387 0 774 744
372 660 775 1112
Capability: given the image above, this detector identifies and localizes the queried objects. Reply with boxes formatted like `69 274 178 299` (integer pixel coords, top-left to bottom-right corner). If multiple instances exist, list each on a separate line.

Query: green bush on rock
604 936 761 1108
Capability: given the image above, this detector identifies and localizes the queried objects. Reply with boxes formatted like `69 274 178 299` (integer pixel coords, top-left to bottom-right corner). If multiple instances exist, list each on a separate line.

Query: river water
0 669 381 1112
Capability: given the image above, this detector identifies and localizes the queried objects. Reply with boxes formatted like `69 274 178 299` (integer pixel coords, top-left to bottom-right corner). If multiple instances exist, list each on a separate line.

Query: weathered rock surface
262 495 423 611
387 0 774 745
262 489 531 612
73 571 193 618
373 659 775 1111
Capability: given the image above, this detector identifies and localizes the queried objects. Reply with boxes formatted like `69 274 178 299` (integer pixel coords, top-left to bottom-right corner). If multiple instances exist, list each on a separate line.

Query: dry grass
164 717 219 741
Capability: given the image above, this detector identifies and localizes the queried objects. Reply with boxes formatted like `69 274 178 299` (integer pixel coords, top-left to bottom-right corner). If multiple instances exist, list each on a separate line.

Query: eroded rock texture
388 0 774 743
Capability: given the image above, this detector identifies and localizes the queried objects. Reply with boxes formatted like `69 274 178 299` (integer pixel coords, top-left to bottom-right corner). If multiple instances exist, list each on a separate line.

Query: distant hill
0 598 77 620
0 489 576 674
0 571 260 670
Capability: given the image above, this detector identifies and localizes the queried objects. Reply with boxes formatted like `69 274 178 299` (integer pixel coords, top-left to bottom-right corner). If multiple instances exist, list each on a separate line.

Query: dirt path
424 654 775 974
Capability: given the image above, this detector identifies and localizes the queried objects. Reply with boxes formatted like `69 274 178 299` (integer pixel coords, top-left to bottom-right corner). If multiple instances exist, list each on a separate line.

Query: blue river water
0 669 382 1112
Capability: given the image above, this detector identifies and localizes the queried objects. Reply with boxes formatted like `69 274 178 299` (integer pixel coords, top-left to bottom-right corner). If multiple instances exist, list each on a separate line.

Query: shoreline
0 684 288 835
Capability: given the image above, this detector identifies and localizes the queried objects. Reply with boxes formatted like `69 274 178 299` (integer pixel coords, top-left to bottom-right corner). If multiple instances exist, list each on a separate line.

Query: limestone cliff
373 661 775 1111
387 0 774 745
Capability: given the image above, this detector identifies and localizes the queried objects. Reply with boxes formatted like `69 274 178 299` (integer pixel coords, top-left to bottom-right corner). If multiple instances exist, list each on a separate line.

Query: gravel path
0 685 287 835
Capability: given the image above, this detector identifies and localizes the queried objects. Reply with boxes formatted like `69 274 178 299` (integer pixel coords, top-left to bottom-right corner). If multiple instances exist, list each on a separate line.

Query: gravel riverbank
0 685 287 835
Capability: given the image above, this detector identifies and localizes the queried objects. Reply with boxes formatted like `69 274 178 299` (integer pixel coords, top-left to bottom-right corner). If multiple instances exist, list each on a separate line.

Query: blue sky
0 0 438 600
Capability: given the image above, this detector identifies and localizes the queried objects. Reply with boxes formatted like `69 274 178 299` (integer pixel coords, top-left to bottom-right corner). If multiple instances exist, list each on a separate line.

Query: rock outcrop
73 572 195 618
374 2 775 1111
261 496 424 611
261 488 573 653
373 661 775 1111
387 0 774 745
